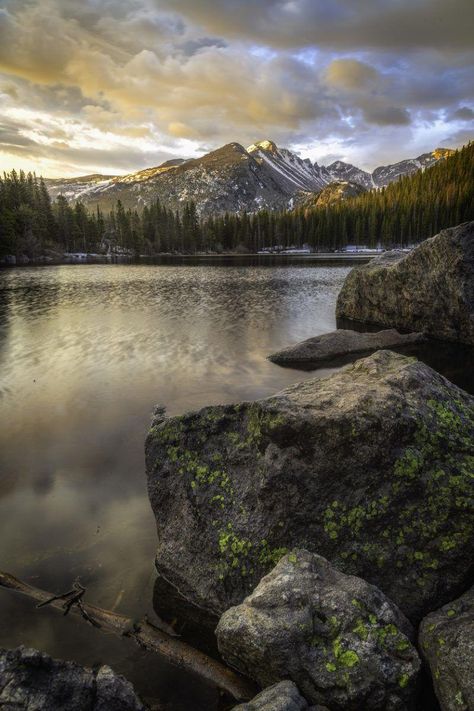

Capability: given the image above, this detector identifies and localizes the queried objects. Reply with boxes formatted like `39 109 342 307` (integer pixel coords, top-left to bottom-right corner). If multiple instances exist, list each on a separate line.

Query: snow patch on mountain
45 142 454 215
247 139 329 192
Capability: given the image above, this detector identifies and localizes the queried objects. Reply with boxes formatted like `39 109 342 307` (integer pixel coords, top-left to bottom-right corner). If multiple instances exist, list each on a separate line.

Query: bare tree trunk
0 570 255 702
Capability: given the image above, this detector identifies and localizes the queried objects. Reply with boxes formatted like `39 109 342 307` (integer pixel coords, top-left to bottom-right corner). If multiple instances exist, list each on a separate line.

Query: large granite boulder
233 680 309 711
268 329 425 366
217 551 420 710
336 222 474 345
419 586 474 711
0 646 145 710
146 350 474 625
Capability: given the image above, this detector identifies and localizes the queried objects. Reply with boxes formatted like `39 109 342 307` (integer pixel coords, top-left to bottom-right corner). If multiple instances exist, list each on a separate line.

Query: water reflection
0 263 348 709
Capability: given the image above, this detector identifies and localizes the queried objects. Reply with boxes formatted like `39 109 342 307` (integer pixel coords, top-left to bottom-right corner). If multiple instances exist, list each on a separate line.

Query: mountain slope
45 141 456 215
371 148 455 187
302 181 367 209
147 142 291 214
247 139 329 192
325 161 373 189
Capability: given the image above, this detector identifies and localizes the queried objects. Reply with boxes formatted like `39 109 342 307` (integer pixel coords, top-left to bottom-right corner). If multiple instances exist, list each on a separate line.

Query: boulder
336 222 474 345
0 646 145 711
217 551 420 710
419 585 474 711
268 329 426 366
233 680 309 711
145 350 474 625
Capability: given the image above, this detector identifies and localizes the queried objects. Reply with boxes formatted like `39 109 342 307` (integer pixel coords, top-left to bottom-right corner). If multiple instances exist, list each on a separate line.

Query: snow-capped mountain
371 148 454 187
247 139 329 192
45 141 454 215
47 142 294 215
325 161 373 189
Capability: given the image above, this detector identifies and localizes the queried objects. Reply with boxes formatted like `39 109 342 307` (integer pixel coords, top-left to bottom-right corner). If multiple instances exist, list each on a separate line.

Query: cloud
325 59 379 91
362 104 411 126
0 0 472 175
451 106 474 121
0 118 37 149
156 0 474 52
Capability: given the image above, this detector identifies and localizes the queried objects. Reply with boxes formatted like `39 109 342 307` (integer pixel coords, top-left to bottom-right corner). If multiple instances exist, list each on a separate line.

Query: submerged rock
419 586 474 711
0 646 145 711
268 328 425 366
233 680 309 711
217 551 420 710
336 221 474 345
146 350 474 625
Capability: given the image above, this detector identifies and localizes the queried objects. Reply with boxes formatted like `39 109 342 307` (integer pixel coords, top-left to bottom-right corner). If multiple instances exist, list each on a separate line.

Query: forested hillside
296 141 473 251
1 142 472 259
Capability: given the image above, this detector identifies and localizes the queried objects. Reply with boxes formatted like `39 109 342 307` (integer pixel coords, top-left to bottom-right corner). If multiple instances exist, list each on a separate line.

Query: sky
0 0 473 177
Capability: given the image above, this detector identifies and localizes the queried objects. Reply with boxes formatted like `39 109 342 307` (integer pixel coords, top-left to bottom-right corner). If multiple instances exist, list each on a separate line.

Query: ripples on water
0 263 350 709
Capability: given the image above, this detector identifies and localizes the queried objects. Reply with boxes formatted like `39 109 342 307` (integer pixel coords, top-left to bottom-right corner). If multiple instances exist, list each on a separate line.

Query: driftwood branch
0 570 255 702
36 580 102 628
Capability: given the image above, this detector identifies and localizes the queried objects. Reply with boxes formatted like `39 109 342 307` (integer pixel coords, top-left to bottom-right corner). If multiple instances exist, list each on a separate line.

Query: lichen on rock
419 585 474 711
146 350 474 625
216 550 421 710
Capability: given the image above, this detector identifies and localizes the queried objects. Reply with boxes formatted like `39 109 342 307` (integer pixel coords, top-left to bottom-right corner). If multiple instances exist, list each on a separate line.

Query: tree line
1 142 472 259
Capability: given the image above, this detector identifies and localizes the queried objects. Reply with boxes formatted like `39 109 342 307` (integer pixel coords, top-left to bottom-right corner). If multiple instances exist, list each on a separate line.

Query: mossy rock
217 551 420 710
419 585 474 711
146 350 474 625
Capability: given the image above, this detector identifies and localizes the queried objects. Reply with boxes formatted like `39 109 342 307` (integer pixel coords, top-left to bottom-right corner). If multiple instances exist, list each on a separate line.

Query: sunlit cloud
0 0 472 176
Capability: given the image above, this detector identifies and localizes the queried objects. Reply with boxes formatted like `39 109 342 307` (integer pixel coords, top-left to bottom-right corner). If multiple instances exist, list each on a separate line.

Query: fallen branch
0 570 255 702
36 580 102 628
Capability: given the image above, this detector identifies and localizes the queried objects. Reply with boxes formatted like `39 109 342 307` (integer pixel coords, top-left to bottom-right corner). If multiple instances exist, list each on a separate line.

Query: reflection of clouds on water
0 265 349 384
0 262 349 709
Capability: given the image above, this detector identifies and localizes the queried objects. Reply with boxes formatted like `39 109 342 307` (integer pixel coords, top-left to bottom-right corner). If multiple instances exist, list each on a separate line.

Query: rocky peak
327 160 351 170
432 147 455 160
326 161 373 190
185 142 251 172
45 139 456 215
247 139 278 154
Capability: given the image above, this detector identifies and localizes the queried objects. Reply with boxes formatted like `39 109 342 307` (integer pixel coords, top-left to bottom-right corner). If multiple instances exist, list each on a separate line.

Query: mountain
46 160 187 206
246 139 329 192
371 148 455 187
325 161 373 189
46 173 117 202
3 142 471 260
46 143 294 214
136 142 292 214
302 181 367 210
45 141 455 216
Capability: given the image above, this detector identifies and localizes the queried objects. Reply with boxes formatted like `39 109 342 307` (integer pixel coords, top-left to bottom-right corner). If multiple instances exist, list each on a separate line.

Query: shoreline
0 252 375 268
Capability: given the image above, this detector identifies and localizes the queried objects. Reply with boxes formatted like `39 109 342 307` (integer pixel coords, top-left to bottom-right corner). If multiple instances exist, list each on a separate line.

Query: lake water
0 262 352 709
1 262 472 710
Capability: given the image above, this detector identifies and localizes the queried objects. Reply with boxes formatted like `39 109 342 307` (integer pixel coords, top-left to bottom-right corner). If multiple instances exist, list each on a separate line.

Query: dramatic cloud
0 0 472 176
156 0 474 51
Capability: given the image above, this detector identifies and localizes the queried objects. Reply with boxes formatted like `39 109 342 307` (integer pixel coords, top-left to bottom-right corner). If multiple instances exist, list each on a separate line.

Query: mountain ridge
45 141 455 215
